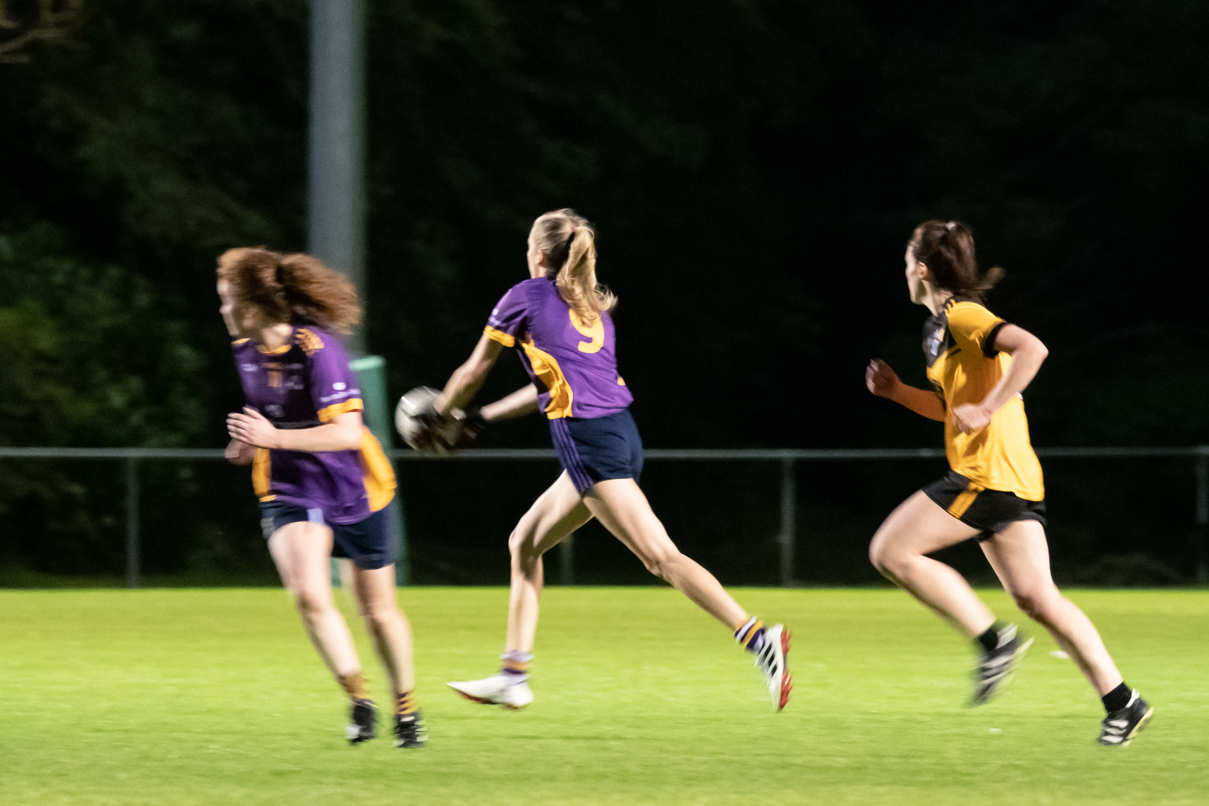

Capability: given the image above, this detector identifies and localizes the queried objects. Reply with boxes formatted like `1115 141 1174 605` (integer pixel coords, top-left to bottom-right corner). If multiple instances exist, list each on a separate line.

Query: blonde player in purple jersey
433 209 792 711
217 247 426 748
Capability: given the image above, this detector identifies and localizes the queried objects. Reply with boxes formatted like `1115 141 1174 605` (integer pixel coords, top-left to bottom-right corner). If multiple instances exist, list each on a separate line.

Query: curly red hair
216 247 361 335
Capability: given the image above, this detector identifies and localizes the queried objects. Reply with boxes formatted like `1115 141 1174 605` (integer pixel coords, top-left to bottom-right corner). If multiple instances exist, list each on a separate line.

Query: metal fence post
1196 453 1208 585
779 456 796 587
125 456 140 589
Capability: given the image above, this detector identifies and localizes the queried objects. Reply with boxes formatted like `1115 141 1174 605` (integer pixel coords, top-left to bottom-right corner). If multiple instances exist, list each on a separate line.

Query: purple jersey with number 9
483 277 633 419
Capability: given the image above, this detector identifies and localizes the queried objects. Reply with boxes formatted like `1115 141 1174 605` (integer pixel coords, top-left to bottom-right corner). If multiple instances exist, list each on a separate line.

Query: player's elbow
1024 334 1048 363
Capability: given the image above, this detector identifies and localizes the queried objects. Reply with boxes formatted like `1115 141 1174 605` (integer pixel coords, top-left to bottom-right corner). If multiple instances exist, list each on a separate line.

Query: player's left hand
451 407 487 449
227 407 280 449
951 403 993 433
224 438 257 465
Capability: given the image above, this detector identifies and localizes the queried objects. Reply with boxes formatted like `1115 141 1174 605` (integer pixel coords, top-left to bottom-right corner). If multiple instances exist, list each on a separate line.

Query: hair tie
570 225 578 234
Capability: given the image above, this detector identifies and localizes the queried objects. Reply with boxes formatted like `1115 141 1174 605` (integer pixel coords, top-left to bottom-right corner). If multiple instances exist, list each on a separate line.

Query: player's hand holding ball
395 386 487 455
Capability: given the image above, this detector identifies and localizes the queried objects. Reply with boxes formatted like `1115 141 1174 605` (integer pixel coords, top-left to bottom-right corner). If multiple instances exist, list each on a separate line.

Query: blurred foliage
0 225 204 447
0 0 84 63
1 0 1207 581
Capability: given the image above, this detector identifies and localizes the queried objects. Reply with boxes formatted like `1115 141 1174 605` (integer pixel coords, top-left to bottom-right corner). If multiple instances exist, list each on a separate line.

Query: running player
432 209 791 712
218 247 426 748
865 220 1152 746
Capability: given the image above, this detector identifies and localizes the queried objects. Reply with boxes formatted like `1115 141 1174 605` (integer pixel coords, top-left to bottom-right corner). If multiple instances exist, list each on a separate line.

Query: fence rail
3 446 1208 587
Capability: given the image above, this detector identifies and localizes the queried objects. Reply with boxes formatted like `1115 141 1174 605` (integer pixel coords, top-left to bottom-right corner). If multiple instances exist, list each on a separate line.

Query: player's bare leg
982 519 1151 743
270 523 375 741
506 472 594 653
448 471 590 709
981 521 1123 694
269 523 362 680
584 479 746 627
869 491 996 637
584 478 791 710
349 564 415 694
348 563 425 747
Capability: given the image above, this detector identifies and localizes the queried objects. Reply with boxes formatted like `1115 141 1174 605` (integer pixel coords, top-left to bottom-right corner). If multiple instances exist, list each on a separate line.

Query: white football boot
447 673 534 710
754 624 792 711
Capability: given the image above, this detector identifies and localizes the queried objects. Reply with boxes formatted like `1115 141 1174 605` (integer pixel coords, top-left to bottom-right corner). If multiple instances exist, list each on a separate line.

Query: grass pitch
1 587 1205 805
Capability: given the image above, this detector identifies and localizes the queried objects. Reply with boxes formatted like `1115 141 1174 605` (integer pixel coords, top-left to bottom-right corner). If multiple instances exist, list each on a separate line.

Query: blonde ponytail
532 209 616 324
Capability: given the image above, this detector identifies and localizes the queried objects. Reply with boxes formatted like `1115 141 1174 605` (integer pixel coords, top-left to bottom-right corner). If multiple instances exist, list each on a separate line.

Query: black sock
975 622 1003 653
1101 682 1131 714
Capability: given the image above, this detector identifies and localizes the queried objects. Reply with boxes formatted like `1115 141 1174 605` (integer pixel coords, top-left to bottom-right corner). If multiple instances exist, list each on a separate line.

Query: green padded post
350 355 408 586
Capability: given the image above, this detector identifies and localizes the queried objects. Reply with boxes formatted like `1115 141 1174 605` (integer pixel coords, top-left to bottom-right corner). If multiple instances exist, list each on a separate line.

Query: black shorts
921 471 1046 540
549 408 644 494
259 501 395 570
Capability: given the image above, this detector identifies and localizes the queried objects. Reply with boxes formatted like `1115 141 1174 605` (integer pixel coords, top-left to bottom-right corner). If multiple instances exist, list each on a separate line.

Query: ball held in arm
395 386 486 455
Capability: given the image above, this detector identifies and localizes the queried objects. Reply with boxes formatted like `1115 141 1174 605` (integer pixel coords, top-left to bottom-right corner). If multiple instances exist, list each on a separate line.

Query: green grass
0 588 1205 805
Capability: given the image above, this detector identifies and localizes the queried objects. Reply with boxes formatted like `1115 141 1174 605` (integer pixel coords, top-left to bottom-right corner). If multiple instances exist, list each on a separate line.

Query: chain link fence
1 447 1206 587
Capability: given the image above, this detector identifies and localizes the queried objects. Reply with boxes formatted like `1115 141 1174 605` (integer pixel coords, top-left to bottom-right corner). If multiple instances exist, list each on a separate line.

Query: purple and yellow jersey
231 326 395 524
483 277 633 419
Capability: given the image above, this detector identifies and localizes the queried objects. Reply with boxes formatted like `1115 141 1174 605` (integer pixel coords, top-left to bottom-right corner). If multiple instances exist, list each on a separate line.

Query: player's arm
480 384 539 422
866 359 946 421
227 408 363 452
435 333 505 417
951 325 1048 433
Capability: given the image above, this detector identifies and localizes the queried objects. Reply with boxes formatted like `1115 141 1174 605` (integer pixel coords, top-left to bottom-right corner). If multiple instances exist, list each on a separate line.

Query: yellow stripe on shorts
947 483 983 519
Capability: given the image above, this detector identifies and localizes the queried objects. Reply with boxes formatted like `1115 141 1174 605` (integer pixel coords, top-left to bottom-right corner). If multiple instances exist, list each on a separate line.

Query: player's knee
1012 588 1059 621
508 527 534 559
868 537 901 578
362 602 398 633
642 548 680 580
292 586 330 617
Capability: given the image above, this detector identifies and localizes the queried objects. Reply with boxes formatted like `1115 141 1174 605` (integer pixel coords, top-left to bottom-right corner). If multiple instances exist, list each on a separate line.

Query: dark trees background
2 1 1207 583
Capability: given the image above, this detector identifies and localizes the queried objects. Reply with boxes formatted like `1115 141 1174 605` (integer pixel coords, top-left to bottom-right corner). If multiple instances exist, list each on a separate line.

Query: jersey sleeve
483 285 528 348
305 331 364 422
948 302 1008 357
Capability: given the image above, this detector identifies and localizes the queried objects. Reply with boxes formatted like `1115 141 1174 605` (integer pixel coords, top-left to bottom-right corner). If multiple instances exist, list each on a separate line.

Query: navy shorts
259 501 395 570
922 471 1047 540
549 408 644 493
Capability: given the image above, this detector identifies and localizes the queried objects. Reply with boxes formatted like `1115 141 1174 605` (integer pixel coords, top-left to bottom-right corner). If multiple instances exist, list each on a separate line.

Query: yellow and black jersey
923 298 1044 502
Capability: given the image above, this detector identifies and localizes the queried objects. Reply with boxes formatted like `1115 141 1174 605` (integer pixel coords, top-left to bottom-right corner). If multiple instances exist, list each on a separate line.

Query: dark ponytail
908 220 1004 301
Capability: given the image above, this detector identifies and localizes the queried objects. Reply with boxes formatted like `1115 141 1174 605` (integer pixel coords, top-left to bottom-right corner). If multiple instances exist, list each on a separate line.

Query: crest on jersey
922 314 954 368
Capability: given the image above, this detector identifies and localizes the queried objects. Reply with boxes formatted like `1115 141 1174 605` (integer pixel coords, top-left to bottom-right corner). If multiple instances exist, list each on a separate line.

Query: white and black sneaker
347 698 377 744
448 673 534 710
754 624 792 711
970 624 1032 706
1097 690 1153 747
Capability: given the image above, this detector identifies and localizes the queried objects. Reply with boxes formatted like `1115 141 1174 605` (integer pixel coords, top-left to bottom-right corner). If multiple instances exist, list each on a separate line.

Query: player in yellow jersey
865 220 1151 746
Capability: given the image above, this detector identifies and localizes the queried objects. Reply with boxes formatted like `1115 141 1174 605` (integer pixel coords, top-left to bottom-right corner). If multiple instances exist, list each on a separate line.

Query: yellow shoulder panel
295 327 325 356
484 326 517 348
